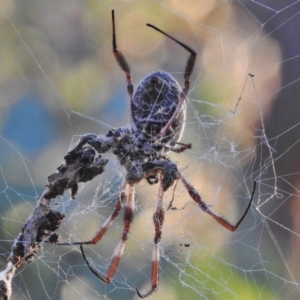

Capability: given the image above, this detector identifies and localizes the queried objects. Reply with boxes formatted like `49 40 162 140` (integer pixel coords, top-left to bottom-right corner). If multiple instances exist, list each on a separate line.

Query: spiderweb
1 1 300 299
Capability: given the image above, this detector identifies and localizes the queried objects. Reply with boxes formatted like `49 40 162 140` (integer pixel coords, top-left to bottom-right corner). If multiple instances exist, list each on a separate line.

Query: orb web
1 1 300 299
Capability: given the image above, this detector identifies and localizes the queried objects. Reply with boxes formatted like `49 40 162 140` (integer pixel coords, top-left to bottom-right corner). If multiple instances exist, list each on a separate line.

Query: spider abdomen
131 71 186 146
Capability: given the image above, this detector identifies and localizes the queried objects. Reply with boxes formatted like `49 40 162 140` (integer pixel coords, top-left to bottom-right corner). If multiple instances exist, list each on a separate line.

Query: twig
0 147 108 300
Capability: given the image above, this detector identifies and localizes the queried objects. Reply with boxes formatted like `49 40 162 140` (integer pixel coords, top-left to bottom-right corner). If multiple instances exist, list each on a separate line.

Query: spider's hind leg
164 142 192 153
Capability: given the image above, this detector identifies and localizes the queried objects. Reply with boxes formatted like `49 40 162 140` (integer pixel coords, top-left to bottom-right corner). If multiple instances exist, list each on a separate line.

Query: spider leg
80 182 135 283
111 10 135 127
136 174 164 298
141 159 255 231
146 24 197 139
179 174 256 231
164 142 192 153
56 180 128 247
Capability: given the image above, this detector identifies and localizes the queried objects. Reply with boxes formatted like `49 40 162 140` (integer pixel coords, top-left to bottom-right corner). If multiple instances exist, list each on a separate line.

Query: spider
56 10 256 298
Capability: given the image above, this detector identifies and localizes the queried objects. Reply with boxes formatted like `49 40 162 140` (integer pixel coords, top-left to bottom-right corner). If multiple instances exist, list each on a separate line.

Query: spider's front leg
136 173 165 299
134 160 255 298
138 159 255 232
55 180 134 285
180 175 256 231
125 160 177 298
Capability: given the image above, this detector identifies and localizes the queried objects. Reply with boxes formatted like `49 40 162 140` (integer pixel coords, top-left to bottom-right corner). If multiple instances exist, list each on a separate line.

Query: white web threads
1 1 300 300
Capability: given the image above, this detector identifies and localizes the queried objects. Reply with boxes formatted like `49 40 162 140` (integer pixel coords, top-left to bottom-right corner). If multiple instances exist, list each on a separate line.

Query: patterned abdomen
131 71 186 146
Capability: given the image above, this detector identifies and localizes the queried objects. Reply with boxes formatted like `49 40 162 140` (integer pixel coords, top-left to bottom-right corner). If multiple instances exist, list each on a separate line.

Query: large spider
56 10 256 298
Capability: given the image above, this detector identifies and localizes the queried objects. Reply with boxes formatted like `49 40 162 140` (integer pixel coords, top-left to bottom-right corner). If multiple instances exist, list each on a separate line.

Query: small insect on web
54 10 257 298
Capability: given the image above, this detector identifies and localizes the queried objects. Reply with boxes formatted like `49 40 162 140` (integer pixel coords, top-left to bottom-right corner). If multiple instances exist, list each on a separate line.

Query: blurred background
1 0 300 299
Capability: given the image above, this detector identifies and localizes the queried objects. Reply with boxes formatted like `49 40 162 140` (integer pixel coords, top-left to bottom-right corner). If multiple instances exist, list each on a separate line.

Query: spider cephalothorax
55 10 256 299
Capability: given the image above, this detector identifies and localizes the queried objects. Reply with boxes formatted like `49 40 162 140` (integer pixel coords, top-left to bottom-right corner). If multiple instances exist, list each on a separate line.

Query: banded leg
111 10 135 127
180 174 256 231
80 182 135 283
142 159 255 232
146 24 197 138
136 174 165 298
164 142 192 153
56 180 127 246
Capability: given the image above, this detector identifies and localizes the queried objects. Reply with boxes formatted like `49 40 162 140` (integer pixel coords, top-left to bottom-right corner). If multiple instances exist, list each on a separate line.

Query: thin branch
0 147 108 300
